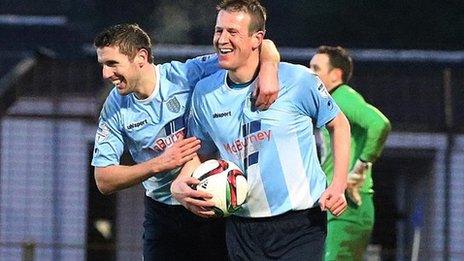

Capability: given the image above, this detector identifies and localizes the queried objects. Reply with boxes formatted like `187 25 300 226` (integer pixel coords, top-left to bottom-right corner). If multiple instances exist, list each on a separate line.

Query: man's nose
102 65 113 79
218 31 229 44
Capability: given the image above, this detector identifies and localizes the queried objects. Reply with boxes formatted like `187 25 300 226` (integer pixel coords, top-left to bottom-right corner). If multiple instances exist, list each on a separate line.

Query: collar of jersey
222 71 257 95
133 64 160 104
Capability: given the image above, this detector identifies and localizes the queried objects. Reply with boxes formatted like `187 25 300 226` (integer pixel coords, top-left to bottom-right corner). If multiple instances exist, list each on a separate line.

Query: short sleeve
91 94 125 167
295 70 340 128
167 54 220 89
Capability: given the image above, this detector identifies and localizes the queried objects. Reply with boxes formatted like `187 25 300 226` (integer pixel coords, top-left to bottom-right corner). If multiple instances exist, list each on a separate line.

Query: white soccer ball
191 159 248 217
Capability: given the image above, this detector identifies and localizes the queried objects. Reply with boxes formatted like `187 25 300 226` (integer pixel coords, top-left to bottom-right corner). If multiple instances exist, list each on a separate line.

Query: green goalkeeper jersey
321 84 391 193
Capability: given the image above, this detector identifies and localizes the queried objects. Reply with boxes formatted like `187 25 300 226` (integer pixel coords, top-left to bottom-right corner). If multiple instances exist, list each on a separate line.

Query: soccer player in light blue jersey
171 1 350 260
91 23 279 260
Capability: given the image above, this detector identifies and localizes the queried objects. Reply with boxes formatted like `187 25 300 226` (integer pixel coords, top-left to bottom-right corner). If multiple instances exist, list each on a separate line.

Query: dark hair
94 23 153 63
316 46 353 83
217 0 266 34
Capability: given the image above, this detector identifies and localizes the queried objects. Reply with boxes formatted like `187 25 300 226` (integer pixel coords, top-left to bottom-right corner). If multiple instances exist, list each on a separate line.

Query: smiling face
213 10 263 76
97 45 141 96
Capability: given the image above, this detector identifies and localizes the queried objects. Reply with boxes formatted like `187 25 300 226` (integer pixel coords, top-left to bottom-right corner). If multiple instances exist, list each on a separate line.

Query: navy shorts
143 196 228 261
226 208 327 261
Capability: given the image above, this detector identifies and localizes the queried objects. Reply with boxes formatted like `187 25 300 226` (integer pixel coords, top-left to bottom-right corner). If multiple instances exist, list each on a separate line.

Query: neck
134 63 157 99
327 81 344 93
228 53 260 83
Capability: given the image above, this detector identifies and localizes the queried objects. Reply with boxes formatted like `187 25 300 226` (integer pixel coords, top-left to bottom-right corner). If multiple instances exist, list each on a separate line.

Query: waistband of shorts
145 195 183 209
230 207 322 223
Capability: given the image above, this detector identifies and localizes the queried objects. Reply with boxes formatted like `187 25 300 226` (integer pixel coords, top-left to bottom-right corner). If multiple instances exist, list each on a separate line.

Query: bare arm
95 136 200 195
319 112 350 216
255 39 280 110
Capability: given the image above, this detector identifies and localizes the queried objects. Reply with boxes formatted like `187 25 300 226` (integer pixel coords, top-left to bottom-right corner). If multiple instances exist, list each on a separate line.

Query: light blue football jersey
189 62 340 218
91 54 219 205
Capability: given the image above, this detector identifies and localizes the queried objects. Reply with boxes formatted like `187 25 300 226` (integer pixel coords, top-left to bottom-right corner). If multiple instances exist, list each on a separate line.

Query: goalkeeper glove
346 159 372 206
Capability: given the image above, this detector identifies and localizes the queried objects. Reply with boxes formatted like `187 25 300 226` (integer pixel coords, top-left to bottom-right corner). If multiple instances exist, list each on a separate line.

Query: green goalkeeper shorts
324 192 374 261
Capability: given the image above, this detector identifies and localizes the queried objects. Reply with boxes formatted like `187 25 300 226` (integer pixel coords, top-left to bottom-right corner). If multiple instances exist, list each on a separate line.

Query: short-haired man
91 23 279 260
310 46 391 260
172 1 350 260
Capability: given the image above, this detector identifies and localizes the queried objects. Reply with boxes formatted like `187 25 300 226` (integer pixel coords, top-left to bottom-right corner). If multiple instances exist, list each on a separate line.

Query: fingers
326 195 347 216
255 99 270 110
179 138 201 154
254 95 275 111
187 189 214 201
320 189 347 215
189 206 216 218
177 136 201 148
171 137 201 165
184 198 217 218
180 145 200 159
328 192 347 216
330 200 347 217
253 87 278 111
319 192 328 211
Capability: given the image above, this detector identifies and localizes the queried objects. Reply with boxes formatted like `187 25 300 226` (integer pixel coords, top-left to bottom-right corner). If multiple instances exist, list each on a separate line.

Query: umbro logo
213 111 232 118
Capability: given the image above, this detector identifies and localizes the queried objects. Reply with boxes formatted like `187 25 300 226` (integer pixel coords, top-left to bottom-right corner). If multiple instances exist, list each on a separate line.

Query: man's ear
252 30 265 50
331 68 343 82
135 48 149 67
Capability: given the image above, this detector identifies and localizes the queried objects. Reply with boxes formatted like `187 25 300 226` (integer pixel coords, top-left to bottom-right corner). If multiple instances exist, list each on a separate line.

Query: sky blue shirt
189 62 340 217
91 54 219 205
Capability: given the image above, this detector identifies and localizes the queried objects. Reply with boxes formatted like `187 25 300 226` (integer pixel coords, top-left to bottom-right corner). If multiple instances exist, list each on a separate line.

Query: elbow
385 119 392 133
379 118 392 136
95 181 115 195
94 168 116 195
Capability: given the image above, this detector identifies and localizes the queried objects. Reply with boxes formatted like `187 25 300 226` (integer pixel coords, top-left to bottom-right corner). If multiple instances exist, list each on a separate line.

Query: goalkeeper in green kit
310 46 391 261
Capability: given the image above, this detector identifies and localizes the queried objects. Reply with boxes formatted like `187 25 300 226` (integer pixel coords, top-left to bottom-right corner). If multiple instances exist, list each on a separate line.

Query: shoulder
105 88 126 109
193 70 226 97
101 88 129 118
279 62 319 85
332 84 365 102
277 62 321 95
159 54 217 73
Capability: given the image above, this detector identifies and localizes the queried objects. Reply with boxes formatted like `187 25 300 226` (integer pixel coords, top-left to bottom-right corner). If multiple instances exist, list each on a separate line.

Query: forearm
94 161 157 195
260 39 280 64
361 109 392 162
326 113 350 189
178 156 201 180
95 155 174 194
254 39 280 109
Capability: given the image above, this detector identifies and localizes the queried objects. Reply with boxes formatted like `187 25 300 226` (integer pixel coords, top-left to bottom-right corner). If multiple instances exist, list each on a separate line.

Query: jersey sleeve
295 69 340 128
167 54 220 89
334 87 391 162
91 92 125 167
187 95 218 157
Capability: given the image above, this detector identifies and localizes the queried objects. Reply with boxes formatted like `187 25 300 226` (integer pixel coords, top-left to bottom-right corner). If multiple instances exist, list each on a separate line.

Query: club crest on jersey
166 97 181 113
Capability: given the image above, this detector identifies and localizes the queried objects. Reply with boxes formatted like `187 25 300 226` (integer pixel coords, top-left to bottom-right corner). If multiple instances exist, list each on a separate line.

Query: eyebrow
100 60 118 65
